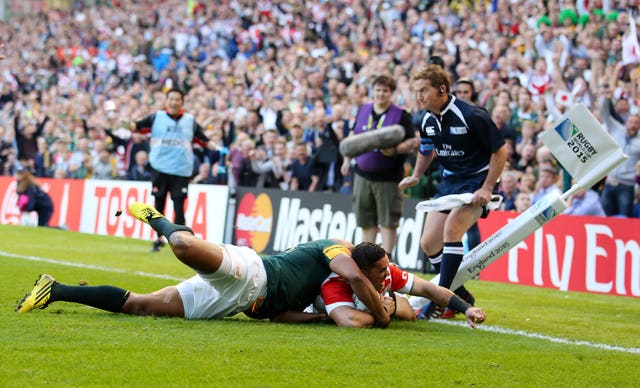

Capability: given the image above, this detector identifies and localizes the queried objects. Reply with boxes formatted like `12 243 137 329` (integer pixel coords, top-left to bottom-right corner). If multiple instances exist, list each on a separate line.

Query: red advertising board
478 211 640 298
1 176 84 230
0 176 229 243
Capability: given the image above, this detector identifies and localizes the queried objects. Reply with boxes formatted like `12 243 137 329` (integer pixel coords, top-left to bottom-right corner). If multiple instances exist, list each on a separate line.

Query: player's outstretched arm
410 277 486 328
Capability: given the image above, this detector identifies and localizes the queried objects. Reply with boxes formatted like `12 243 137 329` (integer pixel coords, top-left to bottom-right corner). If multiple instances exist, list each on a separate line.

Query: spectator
50 138 72 178
14 111 48 169
509 89 540 133
598 93 640 217
126 150 151 181
514 191 532 213
289 141 318 192
564 187 606 217
518 172 537 195
70 152 94 179
285 122 307 155
313 120 346 192
226 132 251 190
514 143 538 174
491 104 518 145
0 125 14 173
33 137 52 178
530 165 563 206
515 120 539 158
191 162 214 184
498 170 521 211
236 139 261 188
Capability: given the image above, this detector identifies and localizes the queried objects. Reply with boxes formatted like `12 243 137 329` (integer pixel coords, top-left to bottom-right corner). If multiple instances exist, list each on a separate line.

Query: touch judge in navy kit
400 64 507 319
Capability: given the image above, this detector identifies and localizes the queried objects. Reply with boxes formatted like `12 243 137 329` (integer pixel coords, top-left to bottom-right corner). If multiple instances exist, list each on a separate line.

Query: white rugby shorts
175 244 267 319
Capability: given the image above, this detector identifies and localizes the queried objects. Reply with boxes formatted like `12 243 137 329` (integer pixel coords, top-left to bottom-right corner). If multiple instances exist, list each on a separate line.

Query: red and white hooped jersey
320 265 414 314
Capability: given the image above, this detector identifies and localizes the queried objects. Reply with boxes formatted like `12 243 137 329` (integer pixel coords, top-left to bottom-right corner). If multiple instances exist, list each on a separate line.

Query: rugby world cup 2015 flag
425 104 628 293
538 103 628 198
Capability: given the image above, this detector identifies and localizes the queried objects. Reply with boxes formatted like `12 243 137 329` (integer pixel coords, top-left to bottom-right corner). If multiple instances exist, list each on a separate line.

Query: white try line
433 319 640 355
2 249 638 355
0 250 185 282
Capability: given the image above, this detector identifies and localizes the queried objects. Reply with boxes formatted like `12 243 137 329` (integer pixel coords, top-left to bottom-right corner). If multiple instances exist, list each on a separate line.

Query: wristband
447 295 471 314
389 291 397 316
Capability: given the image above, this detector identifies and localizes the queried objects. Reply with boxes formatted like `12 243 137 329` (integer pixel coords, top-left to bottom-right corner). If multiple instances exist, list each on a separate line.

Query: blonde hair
411 64 450 94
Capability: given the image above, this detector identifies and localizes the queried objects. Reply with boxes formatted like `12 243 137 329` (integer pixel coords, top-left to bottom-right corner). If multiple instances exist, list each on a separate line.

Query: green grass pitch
1 224 638 387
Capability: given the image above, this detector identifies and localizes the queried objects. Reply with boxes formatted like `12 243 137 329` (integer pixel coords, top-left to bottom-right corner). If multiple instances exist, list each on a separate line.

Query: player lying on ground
16 202 391 327
316 242 486 328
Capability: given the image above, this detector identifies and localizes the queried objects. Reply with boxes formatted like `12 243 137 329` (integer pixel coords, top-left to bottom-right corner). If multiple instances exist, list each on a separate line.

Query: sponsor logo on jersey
450 126 468 135
424 126 436 136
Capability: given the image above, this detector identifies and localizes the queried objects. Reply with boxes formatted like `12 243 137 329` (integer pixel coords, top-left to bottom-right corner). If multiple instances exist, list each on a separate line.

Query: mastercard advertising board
232 187 427 270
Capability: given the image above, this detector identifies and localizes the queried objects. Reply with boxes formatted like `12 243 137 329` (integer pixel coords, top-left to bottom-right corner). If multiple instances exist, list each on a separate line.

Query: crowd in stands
0 0 639 217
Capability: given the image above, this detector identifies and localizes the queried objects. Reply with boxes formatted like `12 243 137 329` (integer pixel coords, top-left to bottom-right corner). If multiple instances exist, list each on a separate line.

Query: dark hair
372 75 396 92
166 88 185 100
456 78 474 90
428 55 445 69
351 242 387 270
455 78 478 102
16 169 40 194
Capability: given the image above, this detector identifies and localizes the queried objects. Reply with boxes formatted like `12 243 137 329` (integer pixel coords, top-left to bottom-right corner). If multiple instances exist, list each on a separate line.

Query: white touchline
3 250 639 354
433 319 640 355
0 250 185 282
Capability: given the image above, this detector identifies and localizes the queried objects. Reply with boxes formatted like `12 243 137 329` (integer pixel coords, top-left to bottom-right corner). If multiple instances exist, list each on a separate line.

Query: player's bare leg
122 286 185 317
420 211 447 256
128 202 225 274
167 232 225 274
361 226 379 245
379 226 397 256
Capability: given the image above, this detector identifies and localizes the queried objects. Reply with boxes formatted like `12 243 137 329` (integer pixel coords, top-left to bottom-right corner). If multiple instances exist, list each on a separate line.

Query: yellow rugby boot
128 202 164 224
16 274 56 313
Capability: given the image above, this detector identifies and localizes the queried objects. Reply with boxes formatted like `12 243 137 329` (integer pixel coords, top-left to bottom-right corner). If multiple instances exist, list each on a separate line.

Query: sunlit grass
1 225 638 386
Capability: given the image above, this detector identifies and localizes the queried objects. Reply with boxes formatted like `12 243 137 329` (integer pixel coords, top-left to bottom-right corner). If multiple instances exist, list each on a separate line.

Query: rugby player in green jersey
16 202 391 327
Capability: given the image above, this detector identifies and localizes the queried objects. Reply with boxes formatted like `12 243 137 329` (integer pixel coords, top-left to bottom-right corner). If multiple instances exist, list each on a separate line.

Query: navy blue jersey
419 97 505 178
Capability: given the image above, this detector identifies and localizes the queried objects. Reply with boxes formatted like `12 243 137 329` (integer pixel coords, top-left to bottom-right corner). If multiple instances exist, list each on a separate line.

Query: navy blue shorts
435 171 494 218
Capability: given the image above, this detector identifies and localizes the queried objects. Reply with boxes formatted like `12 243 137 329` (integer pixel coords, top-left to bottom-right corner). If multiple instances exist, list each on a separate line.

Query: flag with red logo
555 90 573 107
622 13 640 65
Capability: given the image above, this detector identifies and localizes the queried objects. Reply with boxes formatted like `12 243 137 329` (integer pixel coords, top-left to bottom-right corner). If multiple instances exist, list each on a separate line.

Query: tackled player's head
352 242 388 271
352 242 390 291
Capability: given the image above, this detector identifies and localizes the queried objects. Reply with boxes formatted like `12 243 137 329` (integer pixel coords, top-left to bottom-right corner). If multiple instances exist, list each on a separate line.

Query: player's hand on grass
464 306 486 329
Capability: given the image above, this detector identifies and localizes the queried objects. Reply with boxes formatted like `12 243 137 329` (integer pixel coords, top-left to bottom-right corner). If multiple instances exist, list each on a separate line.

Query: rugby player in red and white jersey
318 242 486 328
